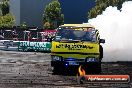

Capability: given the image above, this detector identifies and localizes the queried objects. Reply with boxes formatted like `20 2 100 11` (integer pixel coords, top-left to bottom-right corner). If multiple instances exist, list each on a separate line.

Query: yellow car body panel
51 24 105 74
51 41 100 59
61 24 95 28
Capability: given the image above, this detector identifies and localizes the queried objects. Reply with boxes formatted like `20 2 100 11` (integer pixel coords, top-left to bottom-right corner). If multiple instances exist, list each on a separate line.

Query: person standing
12 29 18 41
0 30 4 39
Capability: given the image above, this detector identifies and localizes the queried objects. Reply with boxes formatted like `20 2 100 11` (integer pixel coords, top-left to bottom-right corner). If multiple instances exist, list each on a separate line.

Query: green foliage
0 0 15 28
0 0 9 16
0 9 2 16
20 22 27 29
0 13 15 28
44 22 51 29
43 0 64 29
88 0 129 19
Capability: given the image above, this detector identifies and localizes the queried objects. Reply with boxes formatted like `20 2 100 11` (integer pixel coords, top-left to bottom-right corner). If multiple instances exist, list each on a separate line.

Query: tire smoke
88 1 132 62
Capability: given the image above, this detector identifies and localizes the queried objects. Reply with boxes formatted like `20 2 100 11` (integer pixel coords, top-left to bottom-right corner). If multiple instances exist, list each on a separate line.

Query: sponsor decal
56 44 94 50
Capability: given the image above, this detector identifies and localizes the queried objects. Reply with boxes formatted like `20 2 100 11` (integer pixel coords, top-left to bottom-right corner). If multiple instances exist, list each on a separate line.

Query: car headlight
86 58 97 62
52 56 62 61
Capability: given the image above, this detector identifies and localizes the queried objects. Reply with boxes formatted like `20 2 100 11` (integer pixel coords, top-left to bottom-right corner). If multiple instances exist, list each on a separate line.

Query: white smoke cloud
88 1 132 62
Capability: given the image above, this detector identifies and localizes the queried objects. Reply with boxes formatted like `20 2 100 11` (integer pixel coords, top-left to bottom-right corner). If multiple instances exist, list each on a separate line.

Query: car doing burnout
51 24 105 74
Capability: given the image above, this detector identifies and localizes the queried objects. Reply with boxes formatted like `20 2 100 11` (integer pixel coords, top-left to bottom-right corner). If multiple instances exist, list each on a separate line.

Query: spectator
12 29 18 40
0 30 4 39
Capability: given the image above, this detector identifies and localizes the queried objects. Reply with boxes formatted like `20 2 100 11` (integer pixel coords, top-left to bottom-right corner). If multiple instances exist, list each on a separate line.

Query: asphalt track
0 50 131 88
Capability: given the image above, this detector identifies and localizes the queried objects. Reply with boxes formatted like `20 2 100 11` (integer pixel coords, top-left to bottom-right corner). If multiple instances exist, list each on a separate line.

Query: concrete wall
10 0 95 27
9 0 20 26
10 0 51 27
59 0 95 23
20 0 51 27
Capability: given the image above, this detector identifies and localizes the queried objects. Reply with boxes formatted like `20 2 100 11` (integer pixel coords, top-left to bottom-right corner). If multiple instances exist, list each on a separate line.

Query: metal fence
0 27 57 52
0 27 49 42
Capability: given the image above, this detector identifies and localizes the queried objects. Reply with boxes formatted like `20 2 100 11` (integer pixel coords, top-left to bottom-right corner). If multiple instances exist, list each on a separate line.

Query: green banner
18 41 51 51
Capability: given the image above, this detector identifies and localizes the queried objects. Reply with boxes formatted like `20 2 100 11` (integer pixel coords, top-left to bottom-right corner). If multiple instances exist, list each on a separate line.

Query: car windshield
55 28 96 42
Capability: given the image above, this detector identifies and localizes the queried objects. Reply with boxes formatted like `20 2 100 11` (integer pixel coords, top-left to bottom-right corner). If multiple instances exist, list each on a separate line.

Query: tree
20 22 27 29
43 0 64 29
0 13 15 28
0 0 15 28
1 0 9 16
88 0 129 19
0 9 2 16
